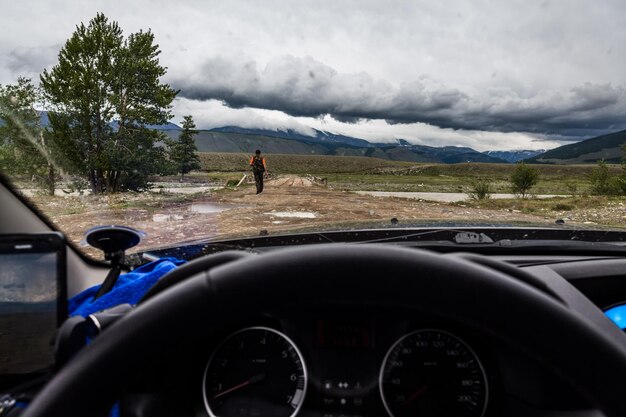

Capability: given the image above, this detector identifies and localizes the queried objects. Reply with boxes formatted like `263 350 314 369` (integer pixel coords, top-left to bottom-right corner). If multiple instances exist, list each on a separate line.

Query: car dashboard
108 249 626 417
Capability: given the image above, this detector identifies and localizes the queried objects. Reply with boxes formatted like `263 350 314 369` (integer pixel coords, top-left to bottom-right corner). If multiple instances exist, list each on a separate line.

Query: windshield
2 1 626 260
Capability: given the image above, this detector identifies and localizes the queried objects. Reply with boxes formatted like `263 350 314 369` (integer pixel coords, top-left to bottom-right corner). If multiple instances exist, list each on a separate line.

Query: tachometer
203 327 307 417
380 329 488 417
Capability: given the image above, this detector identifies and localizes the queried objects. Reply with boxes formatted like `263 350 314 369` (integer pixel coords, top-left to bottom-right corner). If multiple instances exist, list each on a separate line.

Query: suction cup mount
84 226 145 300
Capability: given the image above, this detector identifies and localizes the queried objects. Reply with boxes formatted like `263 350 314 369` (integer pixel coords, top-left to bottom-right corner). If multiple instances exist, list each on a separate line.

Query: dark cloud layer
171 55 626 138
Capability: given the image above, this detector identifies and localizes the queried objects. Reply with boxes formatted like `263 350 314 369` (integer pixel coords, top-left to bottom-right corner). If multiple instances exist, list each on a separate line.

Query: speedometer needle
402 385 428 406
213 374 266 399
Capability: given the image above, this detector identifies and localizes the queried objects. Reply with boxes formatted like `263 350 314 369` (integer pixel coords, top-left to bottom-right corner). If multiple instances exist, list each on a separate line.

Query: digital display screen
315 320 373 349
312 319 377 415
0 234 65 376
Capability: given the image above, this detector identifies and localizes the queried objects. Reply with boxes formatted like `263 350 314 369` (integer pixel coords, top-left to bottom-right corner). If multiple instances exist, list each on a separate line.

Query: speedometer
380 329 488 417
202 327 307 417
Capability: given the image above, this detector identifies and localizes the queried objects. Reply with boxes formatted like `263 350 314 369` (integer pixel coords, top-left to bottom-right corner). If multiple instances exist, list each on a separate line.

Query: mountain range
173 126 626 165
31 112 626 164
30 112 534 163
162 126 510 164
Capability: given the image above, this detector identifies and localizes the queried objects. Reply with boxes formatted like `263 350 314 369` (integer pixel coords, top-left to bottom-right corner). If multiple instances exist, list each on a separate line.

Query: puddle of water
266 211 317 219
189 203 231 214
152 203 233 221
152 214 185 222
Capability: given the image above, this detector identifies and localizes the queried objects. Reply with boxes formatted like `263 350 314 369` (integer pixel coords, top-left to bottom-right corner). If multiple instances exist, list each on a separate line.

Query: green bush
468 178 493 200
510 162 539 198
589 160 623 195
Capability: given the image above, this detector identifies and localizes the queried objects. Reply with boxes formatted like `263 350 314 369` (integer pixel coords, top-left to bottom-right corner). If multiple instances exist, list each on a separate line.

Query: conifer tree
40 13 177 193
170 115 201 179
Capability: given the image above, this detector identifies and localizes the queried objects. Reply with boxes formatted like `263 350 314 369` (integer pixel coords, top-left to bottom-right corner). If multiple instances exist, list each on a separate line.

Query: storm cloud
171 55 626 138
172 55 467 120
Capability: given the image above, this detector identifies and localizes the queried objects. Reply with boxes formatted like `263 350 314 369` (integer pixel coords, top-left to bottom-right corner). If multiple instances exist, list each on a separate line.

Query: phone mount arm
83 226 144 300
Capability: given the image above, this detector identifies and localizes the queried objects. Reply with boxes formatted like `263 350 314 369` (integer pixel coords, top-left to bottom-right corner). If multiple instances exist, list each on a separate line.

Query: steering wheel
21 244 626 417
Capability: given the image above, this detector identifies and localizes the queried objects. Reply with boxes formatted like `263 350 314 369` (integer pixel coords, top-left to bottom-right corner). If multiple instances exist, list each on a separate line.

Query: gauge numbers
203 327 307 417
380 329 488 417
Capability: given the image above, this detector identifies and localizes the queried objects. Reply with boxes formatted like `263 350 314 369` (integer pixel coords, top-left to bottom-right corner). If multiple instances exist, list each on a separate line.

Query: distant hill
32 113 507 164
483 149 545 163
163 127 507 164
526 130 626 164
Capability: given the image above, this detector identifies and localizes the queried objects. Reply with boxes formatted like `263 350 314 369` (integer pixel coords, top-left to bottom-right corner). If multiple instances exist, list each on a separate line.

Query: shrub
589 160 621 195
510 162 539 198
468 178 493 200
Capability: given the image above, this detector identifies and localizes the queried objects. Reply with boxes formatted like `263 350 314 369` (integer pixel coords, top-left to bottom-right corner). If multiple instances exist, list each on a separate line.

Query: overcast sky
2 0 625 151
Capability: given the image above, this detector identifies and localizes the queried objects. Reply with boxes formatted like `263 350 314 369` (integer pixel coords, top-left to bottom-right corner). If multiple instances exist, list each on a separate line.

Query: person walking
249 149 267 194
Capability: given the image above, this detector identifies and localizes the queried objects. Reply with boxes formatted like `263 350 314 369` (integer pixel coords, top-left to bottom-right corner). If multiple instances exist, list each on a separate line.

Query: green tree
169 115 201 179
40 13 177 193
510 162 538 198
0 77 56 194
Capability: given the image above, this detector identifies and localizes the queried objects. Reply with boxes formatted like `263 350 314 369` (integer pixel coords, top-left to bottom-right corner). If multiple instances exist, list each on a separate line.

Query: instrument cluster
201 317 491 417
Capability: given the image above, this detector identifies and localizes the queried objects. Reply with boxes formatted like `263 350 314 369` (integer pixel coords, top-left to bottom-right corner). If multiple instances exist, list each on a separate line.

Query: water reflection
152 202 234 222
189 203 231 214
152 214 184 222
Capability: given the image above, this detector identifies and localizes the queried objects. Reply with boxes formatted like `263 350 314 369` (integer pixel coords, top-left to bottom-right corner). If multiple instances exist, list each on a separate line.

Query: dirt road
39 175 559 259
